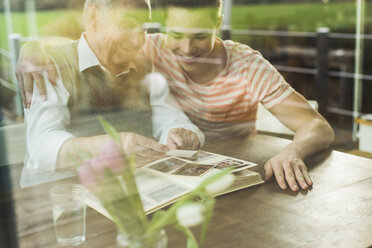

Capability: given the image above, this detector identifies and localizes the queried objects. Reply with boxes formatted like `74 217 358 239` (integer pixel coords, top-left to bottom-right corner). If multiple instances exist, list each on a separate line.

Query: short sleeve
141 33 164 62
249 54 294 109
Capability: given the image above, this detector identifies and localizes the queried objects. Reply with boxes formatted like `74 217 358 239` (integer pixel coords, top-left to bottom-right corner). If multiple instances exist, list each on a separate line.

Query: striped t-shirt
142 33 294 140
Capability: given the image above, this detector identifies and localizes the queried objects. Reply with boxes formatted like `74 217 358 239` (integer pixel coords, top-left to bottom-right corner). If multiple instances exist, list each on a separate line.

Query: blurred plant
76 117 234 248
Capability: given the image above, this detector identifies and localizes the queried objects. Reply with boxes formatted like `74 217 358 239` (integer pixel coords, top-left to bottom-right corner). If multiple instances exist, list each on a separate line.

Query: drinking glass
50 184 87 246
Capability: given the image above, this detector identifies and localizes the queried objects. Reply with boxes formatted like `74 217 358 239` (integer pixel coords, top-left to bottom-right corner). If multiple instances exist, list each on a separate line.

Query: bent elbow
320 118 335 148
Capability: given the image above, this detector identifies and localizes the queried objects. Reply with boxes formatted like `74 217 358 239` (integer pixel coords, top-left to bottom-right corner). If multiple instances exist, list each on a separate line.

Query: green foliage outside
230 3 362 32
0 10 84 51
1 2 371 51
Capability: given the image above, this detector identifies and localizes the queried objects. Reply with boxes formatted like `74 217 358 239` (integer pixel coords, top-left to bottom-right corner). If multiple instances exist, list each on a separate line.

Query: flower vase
117 229 167 248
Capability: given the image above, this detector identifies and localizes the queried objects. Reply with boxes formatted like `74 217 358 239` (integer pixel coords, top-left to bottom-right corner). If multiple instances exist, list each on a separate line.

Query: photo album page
86 150 264 219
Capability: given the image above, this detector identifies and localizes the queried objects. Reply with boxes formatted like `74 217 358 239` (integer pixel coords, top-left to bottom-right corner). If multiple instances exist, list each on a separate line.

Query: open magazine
86 150 264 219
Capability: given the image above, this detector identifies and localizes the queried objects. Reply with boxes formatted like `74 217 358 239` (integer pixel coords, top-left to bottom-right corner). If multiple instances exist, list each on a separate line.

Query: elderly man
20 0 204 187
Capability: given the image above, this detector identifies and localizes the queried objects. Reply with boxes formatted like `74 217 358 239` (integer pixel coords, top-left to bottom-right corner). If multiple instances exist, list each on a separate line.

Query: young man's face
165 7 221 72
96 7 149 67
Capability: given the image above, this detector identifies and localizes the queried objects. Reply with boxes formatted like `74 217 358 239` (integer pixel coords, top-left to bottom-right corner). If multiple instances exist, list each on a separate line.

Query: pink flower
77 138 126 189
77 160 98 189
90 156 105 175
99 138 126 174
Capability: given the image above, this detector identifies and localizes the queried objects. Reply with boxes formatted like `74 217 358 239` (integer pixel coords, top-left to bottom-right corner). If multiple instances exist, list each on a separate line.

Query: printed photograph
149 158 187 173
172 163 212 176
214 158 249 170
192 151 217 161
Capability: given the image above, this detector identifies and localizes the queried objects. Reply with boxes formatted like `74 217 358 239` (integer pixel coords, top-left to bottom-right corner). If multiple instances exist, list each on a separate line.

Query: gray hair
83 0 151 26
83 0 151 16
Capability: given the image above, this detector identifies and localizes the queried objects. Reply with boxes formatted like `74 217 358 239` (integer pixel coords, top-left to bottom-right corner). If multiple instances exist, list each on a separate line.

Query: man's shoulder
223 39 262 59
46 39 80 101
46 40 79 66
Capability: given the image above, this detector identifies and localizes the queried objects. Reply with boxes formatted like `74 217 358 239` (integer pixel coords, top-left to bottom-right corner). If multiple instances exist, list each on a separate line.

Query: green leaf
175 224 199 248
150 210 166 228
199 195 215 245
98 116 122 146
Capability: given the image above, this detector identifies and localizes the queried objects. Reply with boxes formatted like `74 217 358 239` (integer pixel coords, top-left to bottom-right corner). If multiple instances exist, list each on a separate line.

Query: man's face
96 7 149 67
165 7 220 72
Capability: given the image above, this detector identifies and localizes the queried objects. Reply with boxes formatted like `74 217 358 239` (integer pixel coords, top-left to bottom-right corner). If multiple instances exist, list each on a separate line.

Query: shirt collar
77 33 136 77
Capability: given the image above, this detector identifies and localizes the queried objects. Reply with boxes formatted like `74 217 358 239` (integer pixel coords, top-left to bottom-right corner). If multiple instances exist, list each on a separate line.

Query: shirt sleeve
142 72 205 147
249 53 294 109
24 69 74 175
141 33 164 63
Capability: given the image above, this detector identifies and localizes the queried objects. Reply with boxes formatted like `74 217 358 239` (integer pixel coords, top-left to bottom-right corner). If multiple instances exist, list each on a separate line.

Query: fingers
263 161 274 181
135 146 165 161
288 160 312 190
32 72 47 101
166 138 178 150
301 166 313 186
293 166 307 190
187 135 199 150
47 66 58 85
167 131 183 149
16 41 56 106
122 132 168 158
21 71 46 108
267 158 312 191
16 73 27 108
167 128 199 150
23 73 34 108
283 161 298 191
138 137 169 153
271 161 287 190
133 141 168 166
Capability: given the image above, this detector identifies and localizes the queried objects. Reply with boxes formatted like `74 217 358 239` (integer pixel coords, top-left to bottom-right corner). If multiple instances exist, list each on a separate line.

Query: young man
20 0 204 187
17 0 334 191
143 0 334 192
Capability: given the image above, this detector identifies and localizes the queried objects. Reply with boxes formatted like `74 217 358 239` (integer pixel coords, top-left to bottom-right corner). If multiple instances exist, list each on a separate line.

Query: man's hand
121 132 169 166
264 149 313 192
166 128 200 150
16 40 61 108
263 92 333 191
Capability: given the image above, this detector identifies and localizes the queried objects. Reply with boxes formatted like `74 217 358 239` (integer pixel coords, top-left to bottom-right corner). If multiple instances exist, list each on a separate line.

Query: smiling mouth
178 55 200 64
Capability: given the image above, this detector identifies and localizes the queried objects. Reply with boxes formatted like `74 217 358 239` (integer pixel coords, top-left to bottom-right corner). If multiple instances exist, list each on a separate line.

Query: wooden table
5 134 372 248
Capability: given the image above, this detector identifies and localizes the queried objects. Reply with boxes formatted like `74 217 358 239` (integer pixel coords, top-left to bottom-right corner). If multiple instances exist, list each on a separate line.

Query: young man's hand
166 128 200 150
264 148 313 191
264 91 333 191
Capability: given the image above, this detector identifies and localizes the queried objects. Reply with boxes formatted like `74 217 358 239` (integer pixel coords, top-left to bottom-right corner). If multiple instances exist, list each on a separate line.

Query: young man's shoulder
223 39 262 58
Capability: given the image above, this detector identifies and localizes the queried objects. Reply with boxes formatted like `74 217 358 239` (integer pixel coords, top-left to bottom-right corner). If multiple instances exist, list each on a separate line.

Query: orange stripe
173 91 253 111
181 104 255 117
170 81 251 102
186 109 256 123
179 100 257 121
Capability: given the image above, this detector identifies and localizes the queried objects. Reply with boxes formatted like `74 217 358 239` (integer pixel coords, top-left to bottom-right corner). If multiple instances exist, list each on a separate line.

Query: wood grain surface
6 134 372 248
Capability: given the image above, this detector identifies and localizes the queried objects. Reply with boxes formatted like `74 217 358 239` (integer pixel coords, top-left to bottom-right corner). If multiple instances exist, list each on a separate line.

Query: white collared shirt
21 34 204 187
